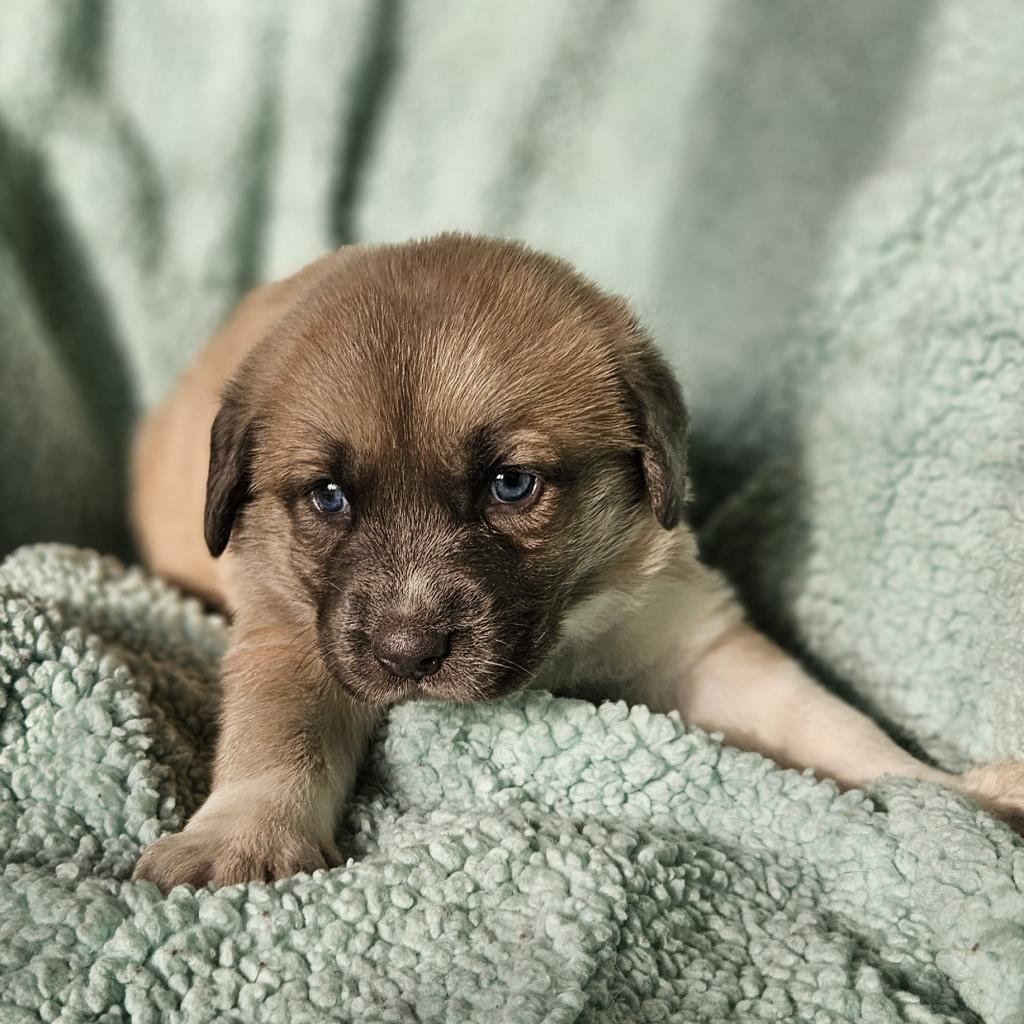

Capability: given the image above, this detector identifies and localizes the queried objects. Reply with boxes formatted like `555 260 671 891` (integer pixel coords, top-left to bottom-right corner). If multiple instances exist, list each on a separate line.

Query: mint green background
1 4 1023 1020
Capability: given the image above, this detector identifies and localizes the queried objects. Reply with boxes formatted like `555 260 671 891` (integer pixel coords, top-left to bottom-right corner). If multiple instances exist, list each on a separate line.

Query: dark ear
204 392 253 557
620 338 690 530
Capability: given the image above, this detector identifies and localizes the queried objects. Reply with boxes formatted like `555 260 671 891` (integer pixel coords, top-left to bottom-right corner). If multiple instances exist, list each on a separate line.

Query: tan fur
132 235 1024 891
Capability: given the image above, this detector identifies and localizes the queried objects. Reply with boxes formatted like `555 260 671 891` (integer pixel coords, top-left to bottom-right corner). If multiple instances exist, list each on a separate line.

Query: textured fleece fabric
3 546 1024 1024
1 2 1023 1021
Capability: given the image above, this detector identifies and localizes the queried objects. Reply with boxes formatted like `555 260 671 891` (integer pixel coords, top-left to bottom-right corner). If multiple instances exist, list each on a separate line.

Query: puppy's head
206 235 688 706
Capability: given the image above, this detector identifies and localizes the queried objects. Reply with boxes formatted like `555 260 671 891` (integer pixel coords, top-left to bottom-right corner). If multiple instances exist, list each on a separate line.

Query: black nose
372 629 451 680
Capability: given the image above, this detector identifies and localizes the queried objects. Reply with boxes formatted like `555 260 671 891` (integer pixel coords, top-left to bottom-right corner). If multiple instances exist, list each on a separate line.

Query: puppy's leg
134 623 378 890
655 622 1024 827
667 623 953 787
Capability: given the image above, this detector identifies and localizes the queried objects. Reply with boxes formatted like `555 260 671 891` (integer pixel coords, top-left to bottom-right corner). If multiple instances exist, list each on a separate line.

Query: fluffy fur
132 235 1024 890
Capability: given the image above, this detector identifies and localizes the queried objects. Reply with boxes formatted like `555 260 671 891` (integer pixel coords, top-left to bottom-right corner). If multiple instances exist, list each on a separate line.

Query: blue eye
311 481 348 515
490 470 539 505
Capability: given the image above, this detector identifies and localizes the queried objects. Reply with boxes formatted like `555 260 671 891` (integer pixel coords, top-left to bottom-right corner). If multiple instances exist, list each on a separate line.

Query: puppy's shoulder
539 524 742 700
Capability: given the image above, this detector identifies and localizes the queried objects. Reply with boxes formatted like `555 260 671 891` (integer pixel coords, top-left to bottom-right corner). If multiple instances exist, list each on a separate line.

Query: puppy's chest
528 587 676 700
528 569 742 705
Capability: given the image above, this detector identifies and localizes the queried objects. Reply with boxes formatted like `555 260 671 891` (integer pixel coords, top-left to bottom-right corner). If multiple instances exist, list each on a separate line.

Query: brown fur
133 234 1024 891
133 235 689 889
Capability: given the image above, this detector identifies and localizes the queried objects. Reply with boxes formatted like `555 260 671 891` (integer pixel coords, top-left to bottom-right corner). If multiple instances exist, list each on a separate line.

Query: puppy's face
205 237 688 706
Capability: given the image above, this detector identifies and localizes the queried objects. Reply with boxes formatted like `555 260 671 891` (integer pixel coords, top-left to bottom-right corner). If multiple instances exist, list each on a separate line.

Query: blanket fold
2 545 1023 1023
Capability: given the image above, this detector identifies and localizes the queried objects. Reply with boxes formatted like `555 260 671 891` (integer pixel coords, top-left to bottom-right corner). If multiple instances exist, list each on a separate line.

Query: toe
133 834 214 892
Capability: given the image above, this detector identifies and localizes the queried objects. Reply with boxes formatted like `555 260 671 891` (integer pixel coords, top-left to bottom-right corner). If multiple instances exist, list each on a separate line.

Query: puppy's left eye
310 481 348 515
489 469 539 506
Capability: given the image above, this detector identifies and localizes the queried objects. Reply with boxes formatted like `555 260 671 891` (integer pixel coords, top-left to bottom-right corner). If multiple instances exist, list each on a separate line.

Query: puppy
132 234 1024 890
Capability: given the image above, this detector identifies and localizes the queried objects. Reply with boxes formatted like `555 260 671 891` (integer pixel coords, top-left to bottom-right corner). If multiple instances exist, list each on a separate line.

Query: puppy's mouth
318 631 540 708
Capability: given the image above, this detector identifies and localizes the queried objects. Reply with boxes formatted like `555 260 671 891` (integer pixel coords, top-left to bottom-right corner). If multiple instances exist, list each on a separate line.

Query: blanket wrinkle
2 547 1023 1022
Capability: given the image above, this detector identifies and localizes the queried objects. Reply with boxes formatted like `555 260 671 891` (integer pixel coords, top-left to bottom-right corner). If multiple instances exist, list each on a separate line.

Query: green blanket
3 545 1024 1024
2 2 1024 1021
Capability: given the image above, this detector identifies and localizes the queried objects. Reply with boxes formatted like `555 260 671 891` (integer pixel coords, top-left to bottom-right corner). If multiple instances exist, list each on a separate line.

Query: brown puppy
132 234 1024 890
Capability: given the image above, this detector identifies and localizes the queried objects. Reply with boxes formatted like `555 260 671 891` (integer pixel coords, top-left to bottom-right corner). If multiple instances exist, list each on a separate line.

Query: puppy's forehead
264 239 636 465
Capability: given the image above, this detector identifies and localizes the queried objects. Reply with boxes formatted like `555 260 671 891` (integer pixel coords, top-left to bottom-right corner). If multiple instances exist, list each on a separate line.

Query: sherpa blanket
4 545 1024 1024
2 2 1024 1022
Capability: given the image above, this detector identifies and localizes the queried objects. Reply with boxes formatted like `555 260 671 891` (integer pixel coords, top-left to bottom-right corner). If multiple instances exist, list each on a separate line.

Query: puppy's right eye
489 469 540 507
310 481 348 515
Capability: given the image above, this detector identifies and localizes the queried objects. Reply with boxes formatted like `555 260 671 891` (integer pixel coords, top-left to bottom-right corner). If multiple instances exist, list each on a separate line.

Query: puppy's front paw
133 820 342 892
960 760 1024 833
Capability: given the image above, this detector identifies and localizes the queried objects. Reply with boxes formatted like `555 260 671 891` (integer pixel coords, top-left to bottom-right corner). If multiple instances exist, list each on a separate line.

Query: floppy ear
204 391 253 557
198 251 354 557
620 338 690 530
